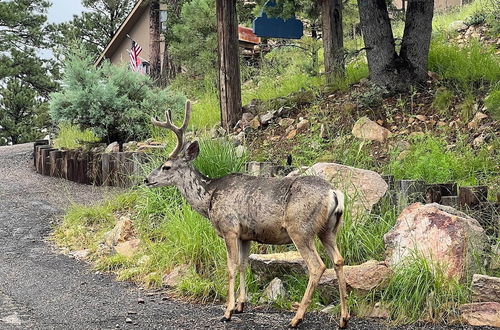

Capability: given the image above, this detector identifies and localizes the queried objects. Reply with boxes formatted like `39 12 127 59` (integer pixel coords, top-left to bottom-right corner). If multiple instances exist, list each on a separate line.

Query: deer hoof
220 316 231 323
289 318 302 328
339 316 349 328
235 303 244 314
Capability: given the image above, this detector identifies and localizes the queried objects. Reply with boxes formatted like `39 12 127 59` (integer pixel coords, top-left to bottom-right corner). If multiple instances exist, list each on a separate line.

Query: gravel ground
0 143 490 330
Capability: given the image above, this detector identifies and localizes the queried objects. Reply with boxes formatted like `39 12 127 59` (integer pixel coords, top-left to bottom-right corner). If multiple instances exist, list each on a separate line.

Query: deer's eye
162 165 171 171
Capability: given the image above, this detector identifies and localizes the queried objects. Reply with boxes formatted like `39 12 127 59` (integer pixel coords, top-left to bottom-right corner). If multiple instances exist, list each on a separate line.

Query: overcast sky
47 0 86 23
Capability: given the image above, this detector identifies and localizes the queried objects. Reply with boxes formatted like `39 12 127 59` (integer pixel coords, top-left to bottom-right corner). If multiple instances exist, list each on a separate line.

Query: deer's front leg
221 233 239 322
236 240 251 313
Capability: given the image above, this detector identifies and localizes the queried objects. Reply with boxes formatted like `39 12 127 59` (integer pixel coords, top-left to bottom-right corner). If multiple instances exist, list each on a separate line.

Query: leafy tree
49 45 186 146
0 0 58 145
0 79 51 145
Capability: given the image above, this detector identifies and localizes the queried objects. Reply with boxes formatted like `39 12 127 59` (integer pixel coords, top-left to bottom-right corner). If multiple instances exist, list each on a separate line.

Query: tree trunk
160 40 179 86
357 0 399 88
321 0 344 83
149 0 161 82
216 0 242 132
357 0 434 91
400 0 434 83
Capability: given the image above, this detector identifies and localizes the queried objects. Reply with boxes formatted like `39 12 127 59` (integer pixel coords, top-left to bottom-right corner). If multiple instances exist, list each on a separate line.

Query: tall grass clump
485 85 500 120
389 134 498 186
381 255 468 323
428 39 500 91
53 123 100 150
337 195 398 265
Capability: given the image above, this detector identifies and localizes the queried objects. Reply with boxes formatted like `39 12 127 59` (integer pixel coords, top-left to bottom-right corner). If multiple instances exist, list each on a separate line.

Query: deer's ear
184 141 199 161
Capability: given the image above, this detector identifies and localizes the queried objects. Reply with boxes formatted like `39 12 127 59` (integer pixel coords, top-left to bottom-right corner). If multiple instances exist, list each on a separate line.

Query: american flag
129 40 142 71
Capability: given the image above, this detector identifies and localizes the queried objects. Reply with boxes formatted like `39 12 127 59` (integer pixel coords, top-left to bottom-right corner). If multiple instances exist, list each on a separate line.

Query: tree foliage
54 0 134 57
0 0 58 145
0 79 51 145
170 0 218 79
49 45 187 145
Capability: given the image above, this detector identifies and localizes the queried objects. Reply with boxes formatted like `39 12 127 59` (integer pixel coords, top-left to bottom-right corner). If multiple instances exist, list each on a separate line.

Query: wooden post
459 186 488 208
49 150 62 177
216 0 242 132
33 140 49 167
102 153 111 186
41 148 55 176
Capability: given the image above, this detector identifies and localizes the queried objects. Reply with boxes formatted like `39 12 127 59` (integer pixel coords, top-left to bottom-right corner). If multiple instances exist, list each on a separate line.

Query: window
160 10 168 32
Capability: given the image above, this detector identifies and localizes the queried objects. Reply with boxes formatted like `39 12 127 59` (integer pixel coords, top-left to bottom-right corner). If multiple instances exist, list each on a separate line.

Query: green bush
49 44 186 145
53 123 100 150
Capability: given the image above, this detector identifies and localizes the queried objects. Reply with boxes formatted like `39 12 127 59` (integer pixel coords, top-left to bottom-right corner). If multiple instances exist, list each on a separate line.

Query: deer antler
151 100 192 158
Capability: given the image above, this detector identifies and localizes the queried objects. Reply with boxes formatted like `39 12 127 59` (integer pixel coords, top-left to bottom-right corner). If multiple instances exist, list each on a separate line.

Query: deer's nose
143 178 149 184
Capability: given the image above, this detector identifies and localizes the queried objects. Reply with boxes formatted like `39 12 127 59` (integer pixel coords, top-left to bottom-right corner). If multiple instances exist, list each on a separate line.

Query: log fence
33 140 147 188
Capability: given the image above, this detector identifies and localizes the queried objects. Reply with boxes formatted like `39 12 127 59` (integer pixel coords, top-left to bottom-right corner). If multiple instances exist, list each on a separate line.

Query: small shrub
50 43 186 145
353 85 386 109
53 123 100 150
431 87 454 114
484 87 500 120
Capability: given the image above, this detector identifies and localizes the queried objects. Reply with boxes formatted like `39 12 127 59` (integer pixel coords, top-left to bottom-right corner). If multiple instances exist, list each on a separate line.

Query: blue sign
252 1 303 39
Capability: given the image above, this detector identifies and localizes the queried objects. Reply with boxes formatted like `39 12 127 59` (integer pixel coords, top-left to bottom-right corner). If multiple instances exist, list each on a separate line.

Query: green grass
380 255 469 324
485 85 500 120
388 134 499 187
53 123 100 150
431 87 454 114
428 39 500 91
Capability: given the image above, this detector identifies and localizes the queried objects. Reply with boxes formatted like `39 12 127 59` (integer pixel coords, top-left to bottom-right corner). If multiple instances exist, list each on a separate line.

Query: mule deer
145 101 350 328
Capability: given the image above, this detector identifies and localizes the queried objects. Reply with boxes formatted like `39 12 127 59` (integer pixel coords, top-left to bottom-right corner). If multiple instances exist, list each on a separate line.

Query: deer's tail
333 190 345 216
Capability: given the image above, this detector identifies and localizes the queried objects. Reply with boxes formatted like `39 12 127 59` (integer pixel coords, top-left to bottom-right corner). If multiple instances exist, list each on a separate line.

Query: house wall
109 5 166 66
393 0 462 11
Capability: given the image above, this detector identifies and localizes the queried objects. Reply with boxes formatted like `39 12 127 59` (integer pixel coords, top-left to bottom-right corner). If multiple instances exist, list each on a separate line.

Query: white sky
47 0 86 23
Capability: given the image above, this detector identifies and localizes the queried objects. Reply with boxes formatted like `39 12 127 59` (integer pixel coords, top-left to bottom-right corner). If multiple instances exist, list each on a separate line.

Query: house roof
95 0 147 66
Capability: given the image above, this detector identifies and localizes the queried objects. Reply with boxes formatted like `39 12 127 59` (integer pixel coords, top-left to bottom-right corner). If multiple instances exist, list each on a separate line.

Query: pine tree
0 0 57 145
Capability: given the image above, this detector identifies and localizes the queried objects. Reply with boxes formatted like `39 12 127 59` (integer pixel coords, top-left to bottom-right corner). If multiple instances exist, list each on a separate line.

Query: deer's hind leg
288 232 326 328
319 229 350 328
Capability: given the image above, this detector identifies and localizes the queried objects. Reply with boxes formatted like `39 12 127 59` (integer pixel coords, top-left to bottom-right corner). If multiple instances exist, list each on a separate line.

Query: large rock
104 217 135 247
105 141 120 153
114 238 140 257
448 20 468 33
460 302 500 327
384 203 486 279
162 264 190 288
317 260 391 302
262 278 287 302
352 117 390 143
249 251 306 282
288 162 388 217
471 274 500 303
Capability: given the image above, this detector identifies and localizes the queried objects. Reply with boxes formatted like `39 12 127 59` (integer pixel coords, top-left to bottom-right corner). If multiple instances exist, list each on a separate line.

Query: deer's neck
176 166 212 218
